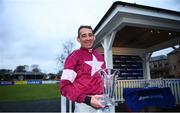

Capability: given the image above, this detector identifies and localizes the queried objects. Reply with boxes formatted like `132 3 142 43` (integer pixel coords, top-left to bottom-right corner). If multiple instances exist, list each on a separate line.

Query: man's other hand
90 95 105 109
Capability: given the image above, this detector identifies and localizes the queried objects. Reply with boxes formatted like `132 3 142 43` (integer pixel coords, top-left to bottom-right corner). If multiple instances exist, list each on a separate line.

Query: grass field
0 84 61 102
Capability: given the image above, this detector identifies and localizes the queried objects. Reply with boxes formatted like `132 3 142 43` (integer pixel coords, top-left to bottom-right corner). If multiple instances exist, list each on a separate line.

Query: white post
101 32 117 113
101 31 117 69
61 95 67 112
141 53 152 80
103 38 113 68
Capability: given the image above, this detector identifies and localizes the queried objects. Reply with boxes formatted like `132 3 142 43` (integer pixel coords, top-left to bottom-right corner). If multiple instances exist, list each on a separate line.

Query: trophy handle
110 70 119 98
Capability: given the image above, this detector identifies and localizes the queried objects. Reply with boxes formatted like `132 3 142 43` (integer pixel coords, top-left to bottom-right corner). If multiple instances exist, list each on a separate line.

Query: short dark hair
78 25 93 37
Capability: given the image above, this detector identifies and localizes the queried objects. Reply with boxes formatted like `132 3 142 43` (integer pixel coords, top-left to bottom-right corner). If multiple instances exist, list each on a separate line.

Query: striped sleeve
61 69 77 83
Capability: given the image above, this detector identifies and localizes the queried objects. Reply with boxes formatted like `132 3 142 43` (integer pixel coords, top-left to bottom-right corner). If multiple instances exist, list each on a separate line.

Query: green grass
0 84 61 102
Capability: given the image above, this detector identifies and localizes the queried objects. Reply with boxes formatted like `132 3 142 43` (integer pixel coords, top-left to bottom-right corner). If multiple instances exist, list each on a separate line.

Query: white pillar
141 53 152 80
61 95 67 112
103 38 113 68
101 32 117 113
101 31 116 69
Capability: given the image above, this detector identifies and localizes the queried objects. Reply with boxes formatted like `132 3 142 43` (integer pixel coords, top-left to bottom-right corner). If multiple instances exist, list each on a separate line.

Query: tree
57 39 75 70
0 69 12 81
31 64 41 73
14 65 27 72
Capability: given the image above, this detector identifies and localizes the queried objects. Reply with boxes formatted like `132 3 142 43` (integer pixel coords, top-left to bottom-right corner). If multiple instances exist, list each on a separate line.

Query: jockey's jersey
60 47 105 102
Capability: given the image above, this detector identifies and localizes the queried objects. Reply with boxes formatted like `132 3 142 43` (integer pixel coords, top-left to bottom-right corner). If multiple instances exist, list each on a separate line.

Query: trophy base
97 106 115 113
102 98 115 107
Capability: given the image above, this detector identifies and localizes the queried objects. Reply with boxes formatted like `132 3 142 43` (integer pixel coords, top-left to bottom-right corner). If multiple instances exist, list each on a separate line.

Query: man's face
77 28 95 49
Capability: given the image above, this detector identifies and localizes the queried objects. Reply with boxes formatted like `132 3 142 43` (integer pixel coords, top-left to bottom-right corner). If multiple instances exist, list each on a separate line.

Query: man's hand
90 95 105 109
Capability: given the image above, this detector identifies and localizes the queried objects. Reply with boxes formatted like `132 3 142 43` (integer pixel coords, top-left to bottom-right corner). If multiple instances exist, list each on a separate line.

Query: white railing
61 79 180 112
115 79 180 104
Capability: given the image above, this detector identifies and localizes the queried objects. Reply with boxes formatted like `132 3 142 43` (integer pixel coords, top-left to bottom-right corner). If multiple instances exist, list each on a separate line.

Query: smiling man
60 25 106 112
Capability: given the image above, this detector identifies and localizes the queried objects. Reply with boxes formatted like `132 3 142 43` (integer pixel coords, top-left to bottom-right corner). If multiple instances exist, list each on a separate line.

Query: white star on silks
85 55 104 76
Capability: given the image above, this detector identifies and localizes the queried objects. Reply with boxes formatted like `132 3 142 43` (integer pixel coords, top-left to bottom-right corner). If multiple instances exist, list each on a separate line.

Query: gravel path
0 99 61 112
0 99 179 112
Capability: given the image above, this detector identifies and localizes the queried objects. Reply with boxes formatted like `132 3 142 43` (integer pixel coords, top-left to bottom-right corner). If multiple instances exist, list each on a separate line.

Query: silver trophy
98 68 119 112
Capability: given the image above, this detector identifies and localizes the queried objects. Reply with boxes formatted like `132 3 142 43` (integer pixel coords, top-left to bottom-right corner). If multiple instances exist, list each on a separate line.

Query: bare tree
57 39 75 70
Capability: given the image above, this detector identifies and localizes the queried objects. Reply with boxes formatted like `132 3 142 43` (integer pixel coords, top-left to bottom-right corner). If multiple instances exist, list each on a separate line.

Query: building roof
93 1 180 53
167 49 180 56
150 55 167 62
94 1 180 33
10 72 45 76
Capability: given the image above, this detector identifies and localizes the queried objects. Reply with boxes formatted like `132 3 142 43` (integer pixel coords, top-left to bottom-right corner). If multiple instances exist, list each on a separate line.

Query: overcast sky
0 0 180 73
